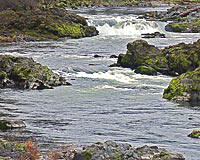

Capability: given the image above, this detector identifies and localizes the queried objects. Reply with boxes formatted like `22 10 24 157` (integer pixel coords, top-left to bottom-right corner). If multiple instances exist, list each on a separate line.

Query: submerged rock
0 55 70 90
0 120 26 130
73 141 185 160
141 32 166 38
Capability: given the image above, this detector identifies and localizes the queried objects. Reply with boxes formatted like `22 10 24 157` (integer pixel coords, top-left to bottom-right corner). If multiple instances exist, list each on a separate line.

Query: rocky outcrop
0 55 70 90
73 141 184 160
139 5 200 33
0 3 98 41
114 39 200 76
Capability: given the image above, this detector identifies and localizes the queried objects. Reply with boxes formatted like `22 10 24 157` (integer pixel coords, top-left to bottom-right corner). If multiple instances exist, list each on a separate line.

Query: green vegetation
135 65 157 75
188 130 200 138
167 19 200 33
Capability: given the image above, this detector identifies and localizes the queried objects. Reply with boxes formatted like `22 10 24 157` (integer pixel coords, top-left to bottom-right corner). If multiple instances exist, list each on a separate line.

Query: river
0 6 200 159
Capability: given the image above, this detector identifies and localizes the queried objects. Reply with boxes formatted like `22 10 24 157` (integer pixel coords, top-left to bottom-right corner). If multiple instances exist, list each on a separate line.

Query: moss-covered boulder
117 40 162 68
162 40 200 76
115 40 168 75
0 55 70 89
188 130 200 138
114 39 200 76
135 65 157 75
163 67 200 104
0 5 98 41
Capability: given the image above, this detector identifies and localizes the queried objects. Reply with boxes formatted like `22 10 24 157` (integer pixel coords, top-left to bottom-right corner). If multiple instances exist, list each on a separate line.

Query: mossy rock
0 55 70 90
165 19 200 33
188 130 200 138
135 66 157 75
163 66 200 104
0 6 98 41
114 39 200 76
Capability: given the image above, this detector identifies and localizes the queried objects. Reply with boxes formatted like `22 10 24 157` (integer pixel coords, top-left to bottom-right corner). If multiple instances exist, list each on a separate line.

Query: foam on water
87 15 160 36
75 70 136 83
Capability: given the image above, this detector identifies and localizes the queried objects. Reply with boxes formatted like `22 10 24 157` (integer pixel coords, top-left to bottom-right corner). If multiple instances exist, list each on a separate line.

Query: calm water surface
0 7 200 159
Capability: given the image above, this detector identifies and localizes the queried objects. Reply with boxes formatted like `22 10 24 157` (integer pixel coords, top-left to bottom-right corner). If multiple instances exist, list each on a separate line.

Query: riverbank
0 139 185 160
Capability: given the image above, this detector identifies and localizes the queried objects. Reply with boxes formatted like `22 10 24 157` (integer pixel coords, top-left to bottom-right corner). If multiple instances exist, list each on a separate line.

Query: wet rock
0 120 26 130
94 55 103 58
110 55 118 58
135 66 157 76
141 32 165 38
188 130 200 138
0 55 71 90
73 141 185 160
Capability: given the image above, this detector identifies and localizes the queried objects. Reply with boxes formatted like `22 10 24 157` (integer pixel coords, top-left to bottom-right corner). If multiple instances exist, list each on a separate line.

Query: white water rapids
87 15 165 36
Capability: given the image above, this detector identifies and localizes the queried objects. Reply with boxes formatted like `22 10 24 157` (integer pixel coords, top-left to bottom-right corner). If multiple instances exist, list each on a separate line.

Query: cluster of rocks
0 140 185 160
139 5 200 33
0 55 70 90
73 141 185 160
111 39 200 104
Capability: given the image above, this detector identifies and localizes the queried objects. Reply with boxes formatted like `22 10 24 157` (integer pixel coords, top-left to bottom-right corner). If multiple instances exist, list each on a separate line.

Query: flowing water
0 7 200 159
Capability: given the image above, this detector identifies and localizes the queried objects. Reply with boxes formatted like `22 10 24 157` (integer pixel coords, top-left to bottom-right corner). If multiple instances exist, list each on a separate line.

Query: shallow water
0 7 200 159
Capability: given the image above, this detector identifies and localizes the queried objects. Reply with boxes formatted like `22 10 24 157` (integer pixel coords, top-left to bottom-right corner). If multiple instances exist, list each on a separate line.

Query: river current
0 7 200 159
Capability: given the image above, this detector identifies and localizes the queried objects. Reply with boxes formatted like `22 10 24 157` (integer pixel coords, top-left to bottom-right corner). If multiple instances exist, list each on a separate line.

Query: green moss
83 151 92 160
15 143 26 152
188 130 200 138
0 71 7 80
112 154 122 160
135 65 157 75
163 78 185 100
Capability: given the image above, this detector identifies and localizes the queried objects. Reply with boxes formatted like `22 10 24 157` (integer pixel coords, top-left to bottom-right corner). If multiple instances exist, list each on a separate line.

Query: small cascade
87 15 163 36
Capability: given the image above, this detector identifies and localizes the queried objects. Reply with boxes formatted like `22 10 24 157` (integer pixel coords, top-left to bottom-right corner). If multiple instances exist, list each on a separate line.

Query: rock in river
114 39 200 76
0 55 70 90
163 66 200 104
0 120 26 130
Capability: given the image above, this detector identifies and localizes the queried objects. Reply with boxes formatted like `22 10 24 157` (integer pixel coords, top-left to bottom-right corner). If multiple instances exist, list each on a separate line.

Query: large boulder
0 55 70 89
163 67 200 104
114 39 200 76
162 39 200 76
117 40 163 69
